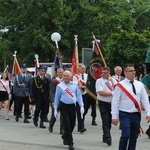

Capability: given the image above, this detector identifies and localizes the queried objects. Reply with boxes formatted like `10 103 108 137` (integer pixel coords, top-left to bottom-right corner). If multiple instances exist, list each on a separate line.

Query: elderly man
112 66 124 82
54 70 84 150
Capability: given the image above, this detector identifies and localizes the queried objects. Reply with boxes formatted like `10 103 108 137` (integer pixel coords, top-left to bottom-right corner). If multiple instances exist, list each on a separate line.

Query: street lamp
51 32 61 49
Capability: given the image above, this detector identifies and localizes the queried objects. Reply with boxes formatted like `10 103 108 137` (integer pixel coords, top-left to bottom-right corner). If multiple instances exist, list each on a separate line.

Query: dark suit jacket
31 75 50 102
13 73 32 97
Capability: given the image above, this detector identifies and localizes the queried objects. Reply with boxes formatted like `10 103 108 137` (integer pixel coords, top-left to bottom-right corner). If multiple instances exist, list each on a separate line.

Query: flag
34 57 40 77
86 39 104 100
71 42 79 75
54 49 62 72
12 57 21 75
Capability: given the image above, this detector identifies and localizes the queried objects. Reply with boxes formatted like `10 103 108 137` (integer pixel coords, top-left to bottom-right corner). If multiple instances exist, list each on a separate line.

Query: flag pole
92 32 107 67
74 34 79 74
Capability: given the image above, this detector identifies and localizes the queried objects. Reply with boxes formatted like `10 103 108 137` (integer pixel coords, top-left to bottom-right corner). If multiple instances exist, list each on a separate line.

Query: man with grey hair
112 66 124 82
49 68 64 133
54 70 84 150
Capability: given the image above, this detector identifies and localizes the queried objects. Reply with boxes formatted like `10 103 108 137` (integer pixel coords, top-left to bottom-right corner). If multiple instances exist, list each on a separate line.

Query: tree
105 30 149 75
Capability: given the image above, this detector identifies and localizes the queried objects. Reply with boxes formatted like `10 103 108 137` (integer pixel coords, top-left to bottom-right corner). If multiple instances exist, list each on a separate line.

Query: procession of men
0 61 150 150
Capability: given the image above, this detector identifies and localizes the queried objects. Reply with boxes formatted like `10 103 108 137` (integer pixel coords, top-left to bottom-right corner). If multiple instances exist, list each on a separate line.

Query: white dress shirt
95 77 117 103
111 78 150 119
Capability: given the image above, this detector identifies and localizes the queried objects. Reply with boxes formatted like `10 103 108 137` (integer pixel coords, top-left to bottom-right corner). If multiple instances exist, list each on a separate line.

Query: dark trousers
11 95 17 116
98 100 111 140
16 96 29 118
76 93 88 131
59 101 76 145
34 96 48 121
84 94 97 118
49 104 64 132
119 111 140 150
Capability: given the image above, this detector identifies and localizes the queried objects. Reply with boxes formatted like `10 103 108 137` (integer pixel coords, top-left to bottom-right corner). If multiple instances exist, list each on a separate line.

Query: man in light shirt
54 70 84 150
111 63 150 150
95 66 117 146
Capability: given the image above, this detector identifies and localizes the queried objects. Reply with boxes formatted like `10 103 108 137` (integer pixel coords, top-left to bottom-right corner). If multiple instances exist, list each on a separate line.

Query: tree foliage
0 0 149 72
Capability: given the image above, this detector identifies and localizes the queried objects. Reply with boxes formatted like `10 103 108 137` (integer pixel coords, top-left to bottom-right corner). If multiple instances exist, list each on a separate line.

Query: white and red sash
117 82 143 134
117 82 141 113
54 78 60 84
58 83 77 104
74 74 85 85
105 82 114 91
0 79 8 93
112 76 120 82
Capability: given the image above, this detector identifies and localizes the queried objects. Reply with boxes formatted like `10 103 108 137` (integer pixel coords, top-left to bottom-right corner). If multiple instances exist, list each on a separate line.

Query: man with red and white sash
111 63 150 150
54 70 84 150
95 67 117 146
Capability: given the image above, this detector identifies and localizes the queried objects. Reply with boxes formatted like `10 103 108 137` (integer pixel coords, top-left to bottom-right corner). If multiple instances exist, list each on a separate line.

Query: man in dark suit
13 64 32 123
49 68 64 133
31 66 50 129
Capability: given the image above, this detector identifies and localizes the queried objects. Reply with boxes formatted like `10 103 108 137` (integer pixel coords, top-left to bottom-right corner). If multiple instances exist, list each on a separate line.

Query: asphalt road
0 106 150 150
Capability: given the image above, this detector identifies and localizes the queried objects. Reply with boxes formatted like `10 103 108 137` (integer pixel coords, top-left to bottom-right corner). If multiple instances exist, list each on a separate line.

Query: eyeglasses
125 70 136 72
102 72 109 74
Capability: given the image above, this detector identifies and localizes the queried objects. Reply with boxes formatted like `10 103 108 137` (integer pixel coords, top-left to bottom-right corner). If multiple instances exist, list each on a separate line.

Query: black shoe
68 144 74 150
80 128 86 133
27 115 32 119
15 116 19 122
40 121 46 129
146 129 150 139
63 139 68 145
19 114 22 118
44 118 49 122
103 139 107 143
24 119 30 123
92 120 97 126
49 126 53 133
106 138 112 146
33 118 38 127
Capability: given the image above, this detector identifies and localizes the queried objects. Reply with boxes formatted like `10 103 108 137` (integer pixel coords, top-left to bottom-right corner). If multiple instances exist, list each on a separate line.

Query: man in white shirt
73 64 88 133
95 67 117 146
111 63 150 150
112 66 124 82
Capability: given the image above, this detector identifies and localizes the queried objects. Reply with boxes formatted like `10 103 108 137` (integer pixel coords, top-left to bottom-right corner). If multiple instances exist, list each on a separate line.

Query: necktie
81 74 85 92
82 74 84 81
23 74 25 79
130 81 136 95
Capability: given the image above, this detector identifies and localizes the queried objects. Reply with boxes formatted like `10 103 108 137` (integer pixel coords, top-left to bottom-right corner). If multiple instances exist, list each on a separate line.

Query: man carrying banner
111 63 150 150
54 70 84 150
96 66 117 146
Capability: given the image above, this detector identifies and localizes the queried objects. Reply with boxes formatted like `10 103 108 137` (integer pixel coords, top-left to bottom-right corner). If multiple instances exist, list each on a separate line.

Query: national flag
12 57 21 75
34 56 40 76
71 41 79 75
86 39 105 100
54 49 62 72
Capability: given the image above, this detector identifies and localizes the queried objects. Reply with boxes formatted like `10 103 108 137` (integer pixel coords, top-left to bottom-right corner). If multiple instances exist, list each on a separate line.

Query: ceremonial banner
12 57 21 75
86 39 104 100
71 35 79 75
54 50 62 72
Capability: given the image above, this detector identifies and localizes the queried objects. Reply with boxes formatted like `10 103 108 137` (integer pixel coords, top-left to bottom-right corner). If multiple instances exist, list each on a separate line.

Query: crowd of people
0 63 150 150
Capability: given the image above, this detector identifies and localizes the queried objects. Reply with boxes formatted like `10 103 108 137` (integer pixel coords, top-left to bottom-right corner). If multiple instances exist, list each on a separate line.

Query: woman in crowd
0 72 11 120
